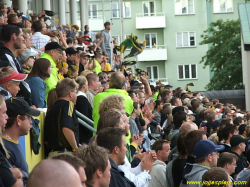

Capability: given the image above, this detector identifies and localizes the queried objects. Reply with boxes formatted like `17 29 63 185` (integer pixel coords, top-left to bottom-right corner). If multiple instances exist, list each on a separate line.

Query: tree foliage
199 19 243 91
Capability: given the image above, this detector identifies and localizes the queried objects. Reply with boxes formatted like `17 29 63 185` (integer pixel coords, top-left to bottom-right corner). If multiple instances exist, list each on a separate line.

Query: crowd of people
1 2 250 187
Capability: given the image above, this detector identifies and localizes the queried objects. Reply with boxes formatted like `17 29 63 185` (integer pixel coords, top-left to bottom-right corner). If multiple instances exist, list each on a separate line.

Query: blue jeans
106 50 111 64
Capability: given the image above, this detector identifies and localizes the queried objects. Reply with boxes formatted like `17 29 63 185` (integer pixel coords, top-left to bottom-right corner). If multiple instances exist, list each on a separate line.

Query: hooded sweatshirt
179 164 209 187
236 168 250 187
149 160 166 187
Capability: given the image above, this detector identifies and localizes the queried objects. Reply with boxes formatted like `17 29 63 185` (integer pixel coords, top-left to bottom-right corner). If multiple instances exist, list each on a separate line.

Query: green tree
199 19 243 90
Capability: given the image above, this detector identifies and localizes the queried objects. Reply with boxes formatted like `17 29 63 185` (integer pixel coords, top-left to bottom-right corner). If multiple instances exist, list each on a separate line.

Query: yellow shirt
104 62 111 72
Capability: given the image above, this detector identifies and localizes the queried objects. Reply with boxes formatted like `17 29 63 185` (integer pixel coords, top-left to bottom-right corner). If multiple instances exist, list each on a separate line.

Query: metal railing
76 110 96 133
136 12 165 17
145 45 167 49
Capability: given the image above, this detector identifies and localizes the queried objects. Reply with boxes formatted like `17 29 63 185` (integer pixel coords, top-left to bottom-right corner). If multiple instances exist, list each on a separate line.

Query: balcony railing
136 12 166 29
137 45 167 61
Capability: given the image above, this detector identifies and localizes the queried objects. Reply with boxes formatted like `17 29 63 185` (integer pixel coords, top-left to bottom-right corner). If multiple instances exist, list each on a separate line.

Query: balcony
88 15 104 31
136 12 166 29
137 45 167 61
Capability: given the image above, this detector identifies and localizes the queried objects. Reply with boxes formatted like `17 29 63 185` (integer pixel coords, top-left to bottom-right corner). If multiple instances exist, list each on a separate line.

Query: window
88 4 98 19
112 2 119 18
144 33 157 48
113 35 121 45
146 66 159 79
176 32 195 47
123 2 131 18
178 64 197 79
213 0 233 13
143 1 155 16
175 0 194 15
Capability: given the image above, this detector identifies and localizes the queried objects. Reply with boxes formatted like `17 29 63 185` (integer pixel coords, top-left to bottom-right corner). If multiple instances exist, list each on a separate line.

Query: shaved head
179 121 198 135
27 159 82 187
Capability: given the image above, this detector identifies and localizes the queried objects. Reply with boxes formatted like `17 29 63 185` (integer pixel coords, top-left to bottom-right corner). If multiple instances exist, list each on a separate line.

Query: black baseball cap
6 97 40 117
65 47 78 55
45 42 65 51
230 135 249 147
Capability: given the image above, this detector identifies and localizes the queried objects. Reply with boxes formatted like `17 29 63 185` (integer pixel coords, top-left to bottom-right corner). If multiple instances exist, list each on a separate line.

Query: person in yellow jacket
40 42 65 100
56 61 68 80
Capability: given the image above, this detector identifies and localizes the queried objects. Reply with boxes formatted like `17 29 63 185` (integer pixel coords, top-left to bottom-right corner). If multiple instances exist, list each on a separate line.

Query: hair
97 109 123 133
84 25 88 30
96 127 126 153
47 88 58 111
0 66 15 80
80 70 93 77
53 154 85 172
195 155 208 164
5 115 26 129
28 59 51 80
217 123 236 141
133 102 139 111
7 13 17 24
202 167 229 187
56 78 77 98
170 97 180 106
177 133 187 156
233 117 243 126
75 145 109 185
66 37 73 45
31 20 42 32
86 73 98 86
109 72 126 89
1 24 20 42
205 109 216 123
75 76 88 91
217 152 238 168
185 130 206 155
98 95 124 116
151 139 170 153
246 125 250 138
191 99 201 112
67 65 79 78
173 111 187 128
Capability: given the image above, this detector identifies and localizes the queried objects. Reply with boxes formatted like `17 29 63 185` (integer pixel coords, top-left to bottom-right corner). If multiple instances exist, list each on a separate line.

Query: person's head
22 28 32 48
75 145 111 187
109 72 126 89
132 102 141 117
217 123 237 142
66 37 73 46
59 51 67 63
57 61 68 75
1 24 23 49
19 48 36 67
28 59 51 80
170 97 182 106
27 159 83 187
53 154 87 187
217 152 238 175
67 65 79 79
86 73 99 92
97 109 125 133
185 130 207 156
0 66 27 96
97 127 127 165
98 95 125 117
5 97 40 135
65 47 78 62
75 76 88 93
179 121 198 135
151 139 171 162
31 20 43 32
80 52 90 66
0 95 8 127
128 90 139 103
84 25 89 31
7 13 18 24
202 167 231 187
193 140 224 167
45 42 65 62
190 99 201 112
137 91 145 105
104 22 110 30
230 135 248 155
233 117 244 126
155 100 163 111
239 124 247 137
173 111 187 128
56 78 78 104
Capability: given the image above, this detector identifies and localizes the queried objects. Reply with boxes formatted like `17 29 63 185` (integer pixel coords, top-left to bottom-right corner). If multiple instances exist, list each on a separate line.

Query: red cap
0 71 27 84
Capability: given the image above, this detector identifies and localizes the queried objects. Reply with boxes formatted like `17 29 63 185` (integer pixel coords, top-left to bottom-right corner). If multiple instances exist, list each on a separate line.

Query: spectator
218 123 237 153
67 65 79 79
52 154 87 186
129 102 141 136
65 47 78 67
75 76 93 144
27 159 82 187
229 135 249 180
75 145 111 187
31 21 50 51
97 127 135 187
40 42 65 99
149 140 171 187
239 124 247 138
180 140 224 187
26 58 51 108
3 97 40 182
44 78 79 158
170 97 182 107
0 66 27 99
19 48 36 74
152 100 163 124
57 61 68 80
218 152 238 185
100 22 111 64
